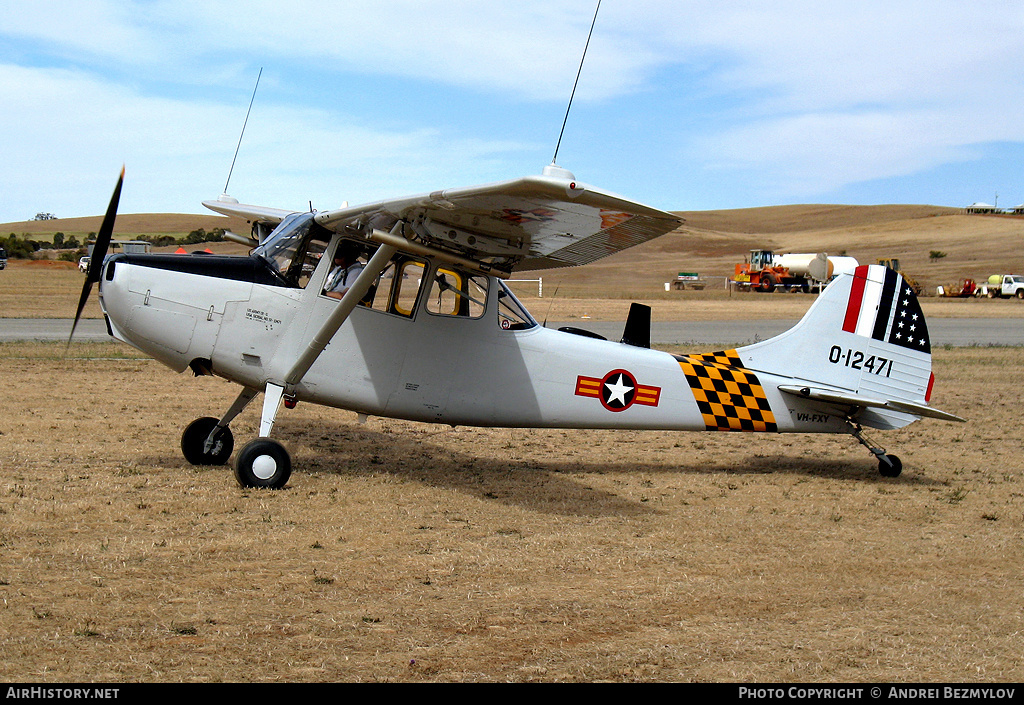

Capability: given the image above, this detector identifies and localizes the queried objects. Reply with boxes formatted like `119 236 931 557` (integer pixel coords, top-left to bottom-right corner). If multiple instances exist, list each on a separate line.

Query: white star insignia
604 374 633 406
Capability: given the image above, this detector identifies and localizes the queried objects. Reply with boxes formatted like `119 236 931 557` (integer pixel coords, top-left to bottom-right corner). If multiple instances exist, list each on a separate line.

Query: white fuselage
97 247 869 437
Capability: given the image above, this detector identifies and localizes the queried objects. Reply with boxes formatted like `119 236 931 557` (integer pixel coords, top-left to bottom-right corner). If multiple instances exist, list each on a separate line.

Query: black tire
759 274 776 293
878 454 902 477
1016 289 1024 300
181 417 233 466
234 438 291 489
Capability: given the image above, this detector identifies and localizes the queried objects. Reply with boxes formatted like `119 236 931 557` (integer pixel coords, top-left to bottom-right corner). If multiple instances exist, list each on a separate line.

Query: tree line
0 227 226 261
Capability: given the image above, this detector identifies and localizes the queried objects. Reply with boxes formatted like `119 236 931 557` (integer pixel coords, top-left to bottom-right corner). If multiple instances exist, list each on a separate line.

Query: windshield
253 212 330 286
254 212 314 277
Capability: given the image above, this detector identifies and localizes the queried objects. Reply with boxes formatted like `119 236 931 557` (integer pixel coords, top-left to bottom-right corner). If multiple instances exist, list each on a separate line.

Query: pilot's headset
334 241 361 262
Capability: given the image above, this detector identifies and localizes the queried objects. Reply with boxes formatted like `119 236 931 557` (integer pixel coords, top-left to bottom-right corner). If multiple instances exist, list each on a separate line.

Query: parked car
78 256 91 273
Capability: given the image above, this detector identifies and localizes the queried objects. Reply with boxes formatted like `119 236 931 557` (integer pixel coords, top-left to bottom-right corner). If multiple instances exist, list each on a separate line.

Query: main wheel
181 417 233 466
878 454 902 477
234 438 291 489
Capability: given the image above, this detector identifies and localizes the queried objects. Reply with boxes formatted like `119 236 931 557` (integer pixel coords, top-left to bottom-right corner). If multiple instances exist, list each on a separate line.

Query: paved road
1 319 111 342
549 319 1024 347
2 317 1021 346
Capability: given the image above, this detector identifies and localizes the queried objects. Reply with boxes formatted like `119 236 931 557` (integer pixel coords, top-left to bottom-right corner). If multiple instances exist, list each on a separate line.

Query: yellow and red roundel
575 369 661 412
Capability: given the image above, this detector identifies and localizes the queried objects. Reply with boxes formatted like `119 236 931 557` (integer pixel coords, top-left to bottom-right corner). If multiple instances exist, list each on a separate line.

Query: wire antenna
551 0 601 166
223 67 263 196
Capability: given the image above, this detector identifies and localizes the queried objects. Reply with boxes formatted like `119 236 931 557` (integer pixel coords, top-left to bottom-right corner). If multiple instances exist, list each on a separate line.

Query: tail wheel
234 438 291 489
181 416 233 466
879 454 902 477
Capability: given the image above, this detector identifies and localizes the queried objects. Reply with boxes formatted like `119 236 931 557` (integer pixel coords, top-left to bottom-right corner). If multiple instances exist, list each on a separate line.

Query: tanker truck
735 250 858 293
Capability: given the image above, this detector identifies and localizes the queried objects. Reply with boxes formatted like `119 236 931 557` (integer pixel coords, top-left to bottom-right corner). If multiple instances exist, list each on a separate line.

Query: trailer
672 272 706 290
935 279 977 297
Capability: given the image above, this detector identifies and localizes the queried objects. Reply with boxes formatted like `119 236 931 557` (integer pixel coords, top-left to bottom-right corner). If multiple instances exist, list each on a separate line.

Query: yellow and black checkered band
675 350 778 432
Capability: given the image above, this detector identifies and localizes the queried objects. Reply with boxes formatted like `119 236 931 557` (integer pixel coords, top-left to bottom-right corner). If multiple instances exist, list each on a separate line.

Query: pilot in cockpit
323 241 365 299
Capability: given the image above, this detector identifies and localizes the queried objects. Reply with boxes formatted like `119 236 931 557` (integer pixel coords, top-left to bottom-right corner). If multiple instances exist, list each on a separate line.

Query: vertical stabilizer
736 265 937 429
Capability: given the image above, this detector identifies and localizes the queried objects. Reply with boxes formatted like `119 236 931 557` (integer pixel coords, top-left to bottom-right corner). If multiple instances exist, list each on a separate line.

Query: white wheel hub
252 454 278 480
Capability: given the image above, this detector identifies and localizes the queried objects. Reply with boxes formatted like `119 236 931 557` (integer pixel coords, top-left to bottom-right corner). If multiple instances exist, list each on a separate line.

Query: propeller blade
69 167 124 345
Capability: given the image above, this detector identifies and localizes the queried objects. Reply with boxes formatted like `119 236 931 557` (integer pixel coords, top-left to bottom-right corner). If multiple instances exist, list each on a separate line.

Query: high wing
202 198 294 227
204 167 682 274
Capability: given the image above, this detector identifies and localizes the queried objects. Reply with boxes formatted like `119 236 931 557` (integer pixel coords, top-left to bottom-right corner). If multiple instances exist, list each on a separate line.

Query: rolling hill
4 203 1021 297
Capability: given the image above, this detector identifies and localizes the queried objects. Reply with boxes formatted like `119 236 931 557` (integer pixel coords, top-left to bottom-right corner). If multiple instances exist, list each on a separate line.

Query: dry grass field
0 205 1021 683
0 342 1021 683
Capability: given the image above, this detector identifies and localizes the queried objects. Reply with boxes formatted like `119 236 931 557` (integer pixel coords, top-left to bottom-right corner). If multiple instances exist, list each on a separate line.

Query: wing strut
255 242 399 441
286 242 399 388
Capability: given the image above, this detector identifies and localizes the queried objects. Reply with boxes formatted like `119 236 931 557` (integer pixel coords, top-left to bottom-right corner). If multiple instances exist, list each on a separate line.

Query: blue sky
3 0 1024 222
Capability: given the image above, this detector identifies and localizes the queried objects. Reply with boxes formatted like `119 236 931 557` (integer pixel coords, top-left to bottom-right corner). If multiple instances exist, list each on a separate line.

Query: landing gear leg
846 419 902 477
180 387 259 466
233 383 292 489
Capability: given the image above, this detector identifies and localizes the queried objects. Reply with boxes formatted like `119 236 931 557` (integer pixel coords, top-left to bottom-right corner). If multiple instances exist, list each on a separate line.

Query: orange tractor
734 249 832 293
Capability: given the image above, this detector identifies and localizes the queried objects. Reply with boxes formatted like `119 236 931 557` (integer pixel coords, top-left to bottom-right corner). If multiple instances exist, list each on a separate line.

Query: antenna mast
223 67 263 197
551 0 601 166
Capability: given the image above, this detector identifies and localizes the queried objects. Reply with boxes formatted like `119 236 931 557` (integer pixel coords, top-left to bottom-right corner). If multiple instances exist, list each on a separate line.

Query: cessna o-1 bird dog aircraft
72 165 963 489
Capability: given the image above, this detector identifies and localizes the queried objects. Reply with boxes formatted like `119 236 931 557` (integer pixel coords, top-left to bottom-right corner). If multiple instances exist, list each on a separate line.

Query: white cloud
631 1 1024 201
0 62 531 219
4 1 1024 216
699 109 984 198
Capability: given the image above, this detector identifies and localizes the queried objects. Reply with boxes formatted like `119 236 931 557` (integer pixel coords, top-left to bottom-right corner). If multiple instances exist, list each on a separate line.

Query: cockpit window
253 212 330 287
497 280 537 330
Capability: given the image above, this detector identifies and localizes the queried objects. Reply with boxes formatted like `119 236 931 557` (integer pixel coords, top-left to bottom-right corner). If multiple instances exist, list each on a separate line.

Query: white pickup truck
977 274 1024 299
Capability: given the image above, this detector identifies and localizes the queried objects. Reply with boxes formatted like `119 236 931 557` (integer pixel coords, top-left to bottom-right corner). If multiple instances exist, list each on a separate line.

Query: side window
391 260 427 317
496 280 537 330
325 250 426 318
366 261 396 314
427 267 487 318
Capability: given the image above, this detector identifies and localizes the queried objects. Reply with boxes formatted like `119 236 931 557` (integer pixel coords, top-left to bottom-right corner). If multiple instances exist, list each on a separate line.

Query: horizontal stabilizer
778 385 965 423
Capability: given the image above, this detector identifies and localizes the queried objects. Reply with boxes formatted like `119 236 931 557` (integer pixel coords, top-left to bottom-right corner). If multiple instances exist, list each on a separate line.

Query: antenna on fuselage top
221 67 263 200
550 0 601 167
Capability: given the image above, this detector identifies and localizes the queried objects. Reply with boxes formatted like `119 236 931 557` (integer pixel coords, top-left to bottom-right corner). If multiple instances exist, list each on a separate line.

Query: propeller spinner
69 167 124 345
